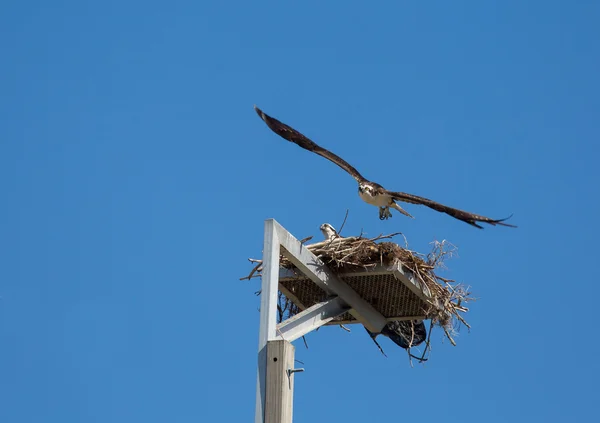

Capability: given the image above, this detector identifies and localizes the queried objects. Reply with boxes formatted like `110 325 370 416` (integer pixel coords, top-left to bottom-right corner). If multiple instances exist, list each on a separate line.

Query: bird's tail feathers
391 202 414 218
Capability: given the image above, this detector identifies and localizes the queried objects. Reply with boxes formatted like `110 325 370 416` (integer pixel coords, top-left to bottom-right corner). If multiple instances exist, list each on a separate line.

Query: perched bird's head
319 223 339 240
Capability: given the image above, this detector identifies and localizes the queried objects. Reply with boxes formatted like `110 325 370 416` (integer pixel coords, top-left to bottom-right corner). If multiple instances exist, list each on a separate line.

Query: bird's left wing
385 189 516 229
254 106 367 183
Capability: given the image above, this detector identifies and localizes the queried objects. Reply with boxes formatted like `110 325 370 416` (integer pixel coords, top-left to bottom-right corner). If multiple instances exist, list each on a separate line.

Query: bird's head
358 182 374 195
319 223 339 240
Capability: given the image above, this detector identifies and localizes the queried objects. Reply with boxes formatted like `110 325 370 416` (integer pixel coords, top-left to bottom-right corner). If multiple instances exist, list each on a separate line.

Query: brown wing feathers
254 106 366 183
387 190 516 229
254 105 515 229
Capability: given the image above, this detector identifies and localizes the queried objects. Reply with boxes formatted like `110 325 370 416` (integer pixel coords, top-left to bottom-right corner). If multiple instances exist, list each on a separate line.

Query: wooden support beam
276 297 350 342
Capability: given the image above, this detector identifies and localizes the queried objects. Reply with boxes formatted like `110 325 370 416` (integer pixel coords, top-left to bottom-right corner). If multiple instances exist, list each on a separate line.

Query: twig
337 209 350 236
299 236 313 244
418 320 435 363
370 336 388 357
240 262 263 281
443 327 457 346
367 232 404 242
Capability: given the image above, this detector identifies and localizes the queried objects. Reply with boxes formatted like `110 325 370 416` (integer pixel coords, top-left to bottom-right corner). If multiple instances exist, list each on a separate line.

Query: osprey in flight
254 106 515 229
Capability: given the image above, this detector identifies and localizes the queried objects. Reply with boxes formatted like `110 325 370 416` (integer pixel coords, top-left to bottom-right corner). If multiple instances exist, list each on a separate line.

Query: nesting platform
246 218 469 346
278 263 437 325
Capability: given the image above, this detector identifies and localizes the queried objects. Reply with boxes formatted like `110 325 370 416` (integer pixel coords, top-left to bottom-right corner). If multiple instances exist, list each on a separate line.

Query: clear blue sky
1 1 598 422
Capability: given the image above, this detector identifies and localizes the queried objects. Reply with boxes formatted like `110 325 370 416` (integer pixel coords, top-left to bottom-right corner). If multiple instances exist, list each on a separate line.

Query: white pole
255 220 281 423
265 340 295 423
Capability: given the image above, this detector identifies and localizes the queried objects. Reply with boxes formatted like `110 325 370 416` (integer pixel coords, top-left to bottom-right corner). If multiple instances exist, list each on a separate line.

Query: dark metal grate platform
279 266 432 325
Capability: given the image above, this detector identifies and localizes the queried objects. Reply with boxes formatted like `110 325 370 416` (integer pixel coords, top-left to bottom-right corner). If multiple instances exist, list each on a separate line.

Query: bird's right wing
254 106 367 183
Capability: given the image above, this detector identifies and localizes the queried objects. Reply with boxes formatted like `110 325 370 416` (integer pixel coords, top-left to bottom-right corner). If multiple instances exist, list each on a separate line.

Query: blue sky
1 1 599 422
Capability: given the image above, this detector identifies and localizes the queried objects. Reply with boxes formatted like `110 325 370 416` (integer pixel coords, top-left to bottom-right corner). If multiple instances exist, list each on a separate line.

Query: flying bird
254 106 515 229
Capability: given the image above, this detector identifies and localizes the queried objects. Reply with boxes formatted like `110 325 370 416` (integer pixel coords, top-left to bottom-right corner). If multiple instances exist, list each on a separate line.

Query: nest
242 230 474 348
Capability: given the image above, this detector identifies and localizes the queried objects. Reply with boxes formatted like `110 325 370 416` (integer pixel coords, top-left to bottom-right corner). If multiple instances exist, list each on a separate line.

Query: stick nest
242 231 474 346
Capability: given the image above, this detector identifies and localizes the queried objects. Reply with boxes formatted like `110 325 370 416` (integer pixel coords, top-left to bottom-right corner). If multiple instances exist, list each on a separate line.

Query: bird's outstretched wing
385 189 516 229
254 106 367 183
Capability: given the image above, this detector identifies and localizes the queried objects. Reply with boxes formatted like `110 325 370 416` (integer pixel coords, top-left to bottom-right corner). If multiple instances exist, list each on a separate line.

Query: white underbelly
359 190 391 207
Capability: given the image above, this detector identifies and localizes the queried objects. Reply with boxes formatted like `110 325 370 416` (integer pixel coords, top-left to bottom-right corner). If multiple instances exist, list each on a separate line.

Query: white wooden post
255 220 280 423
265 340 295 423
